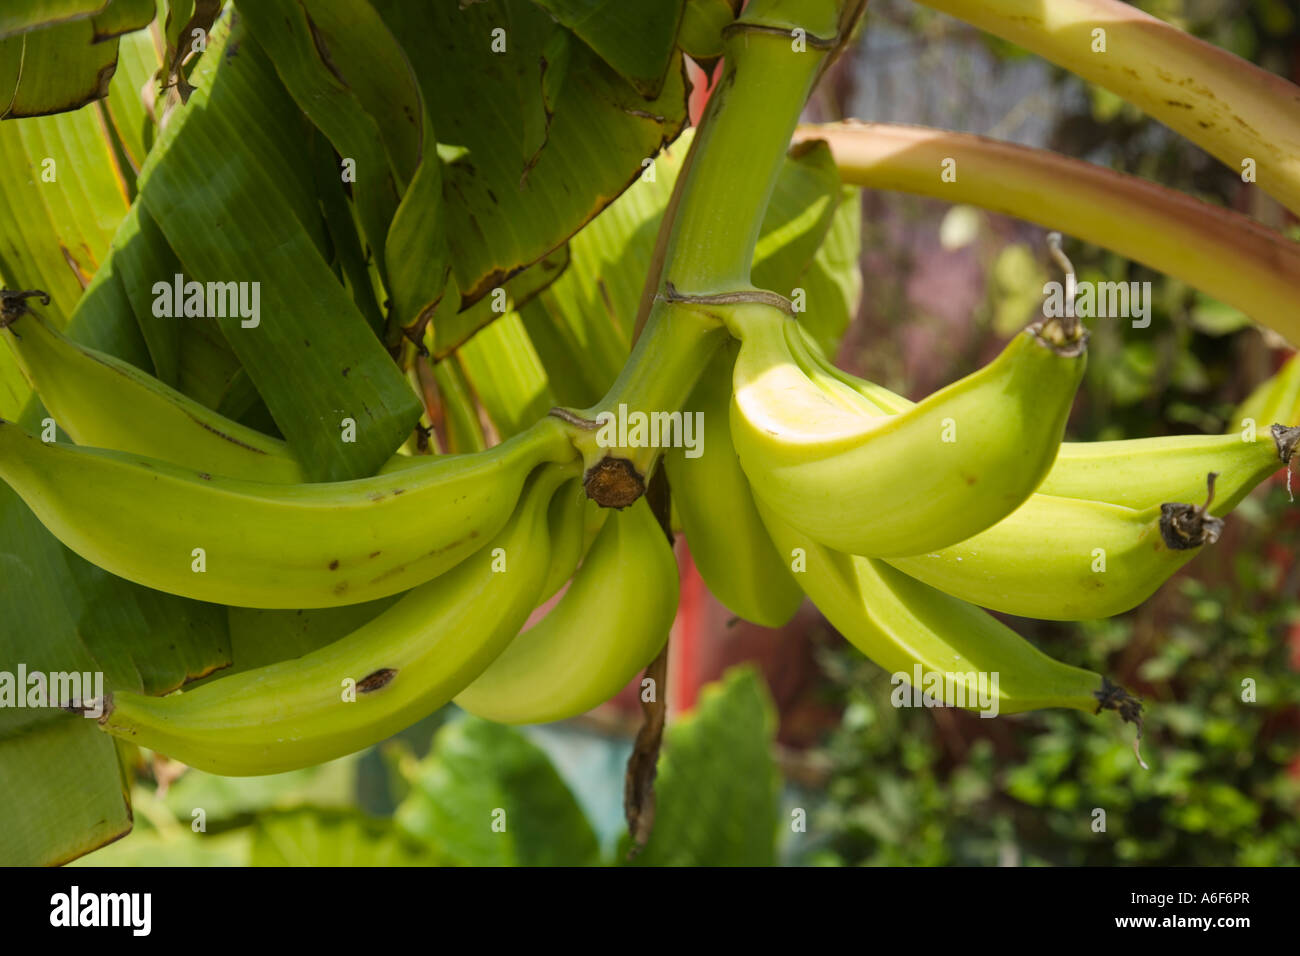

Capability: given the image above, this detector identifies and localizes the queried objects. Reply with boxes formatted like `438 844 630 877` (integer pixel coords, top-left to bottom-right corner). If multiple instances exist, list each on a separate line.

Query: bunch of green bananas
1 308 677 773
2 286 1295 775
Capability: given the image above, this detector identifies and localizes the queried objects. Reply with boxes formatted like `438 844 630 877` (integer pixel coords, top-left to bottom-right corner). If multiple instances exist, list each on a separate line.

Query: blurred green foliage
79 667 783 866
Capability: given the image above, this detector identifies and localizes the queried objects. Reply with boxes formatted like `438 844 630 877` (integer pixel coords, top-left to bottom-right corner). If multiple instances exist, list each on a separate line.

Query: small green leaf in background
0 16 120 119
372 0 688 308
396 716 601 867
1189 291 1252 336
0 723 132 867
622 666 782 866
249 809 441 866
136 13 421 480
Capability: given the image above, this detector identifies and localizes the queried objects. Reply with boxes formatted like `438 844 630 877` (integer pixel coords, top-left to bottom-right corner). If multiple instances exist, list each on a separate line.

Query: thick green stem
557 0 849 507
662 0 844 294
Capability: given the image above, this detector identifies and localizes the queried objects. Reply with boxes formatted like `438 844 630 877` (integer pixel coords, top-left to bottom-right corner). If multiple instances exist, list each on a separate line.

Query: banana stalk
558 0 848 508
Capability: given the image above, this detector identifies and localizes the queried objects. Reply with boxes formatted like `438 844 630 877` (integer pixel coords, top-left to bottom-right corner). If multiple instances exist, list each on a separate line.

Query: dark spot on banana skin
329 559 339 570
369 551 381 558
357 668 396 693
334 581 349 595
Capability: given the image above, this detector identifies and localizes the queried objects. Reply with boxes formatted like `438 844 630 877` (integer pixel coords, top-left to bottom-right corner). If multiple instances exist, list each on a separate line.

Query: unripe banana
1232 354 1300 437
663 342 803 627
724 299 1087 557
758 502 1142 731
787 321 1297 513
538 476 609 603
888 476 1233 621
1 307 428 480
455 497 678 724
98 466 572 775
0 416 577 608
2 308 305 482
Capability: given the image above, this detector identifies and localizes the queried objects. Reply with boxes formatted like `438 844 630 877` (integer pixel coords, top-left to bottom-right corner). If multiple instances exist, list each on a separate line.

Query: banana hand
98 465 572 775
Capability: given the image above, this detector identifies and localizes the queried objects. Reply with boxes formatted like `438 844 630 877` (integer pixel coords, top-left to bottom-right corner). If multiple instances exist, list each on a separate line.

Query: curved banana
2 308 306 482
759 502 1142 733
1232 353 1300 436
663 342 804 627
888 476 1232 621
724 299 1087 557
455 496 678 724
1 307 429 480
98 466 572 775
0 415 576 608
786 321 1297 510
538 475 609 603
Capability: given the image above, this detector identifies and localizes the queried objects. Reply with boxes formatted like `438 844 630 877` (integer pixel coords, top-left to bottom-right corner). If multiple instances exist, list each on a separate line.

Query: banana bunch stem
552 0 848 507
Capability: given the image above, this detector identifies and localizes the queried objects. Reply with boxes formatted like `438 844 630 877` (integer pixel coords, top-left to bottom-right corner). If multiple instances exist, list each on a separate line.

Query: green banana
887 476 1231 621
722 298 1087 557
98 465 572 775
758 501 1142 734
0 415 577 609
455 496 678 724
538 475 609 603
2 307 306 482
1232 353 1300 437
787 321 1295 510
663 342 804 627
2 306 430 480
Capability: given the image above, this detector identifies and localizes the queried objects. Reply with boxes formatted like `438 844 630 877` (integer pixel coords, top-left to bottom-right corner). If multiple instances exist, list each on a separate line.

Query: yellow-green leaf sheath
728 303 1086 557
98 466 572 776
0 416 576 608
663 342 803 627
760 503 1118 717
455 497 678 725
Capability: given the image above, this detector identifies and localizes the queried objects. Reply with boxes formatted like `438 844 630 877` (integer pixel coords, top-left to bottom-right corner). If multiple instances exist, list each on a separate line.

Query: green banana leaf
396 716 602 866
234 0 414 291
370 0 688 308
249 808 442 866
91 0 155 41
134 12 421 481
0 18 117 119
531 0 686 99
620 667 781 866
101 14 162 186
0 2 112 39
